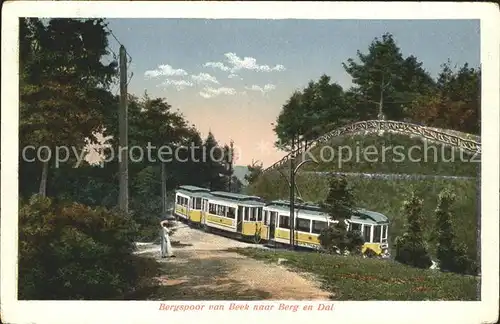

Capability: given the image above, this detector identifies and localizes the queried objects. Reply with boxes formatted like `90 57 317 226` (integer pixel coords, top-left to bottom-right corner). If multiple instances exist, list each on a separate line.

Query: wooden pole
119 45 129 213
161 161 167 217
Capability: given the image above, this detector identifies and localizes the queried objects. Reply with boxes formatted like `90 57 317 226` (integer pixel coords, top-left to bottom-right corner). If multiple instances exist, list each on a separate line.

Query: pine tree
395 192 432 268
435 188 475 274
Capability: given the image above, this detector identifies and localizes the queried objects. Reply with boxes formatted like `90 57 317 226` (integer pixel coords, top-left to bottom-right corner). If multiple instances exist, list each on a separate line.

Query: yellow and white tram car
174 185 211 223
262 200 390 255
201 191 268 243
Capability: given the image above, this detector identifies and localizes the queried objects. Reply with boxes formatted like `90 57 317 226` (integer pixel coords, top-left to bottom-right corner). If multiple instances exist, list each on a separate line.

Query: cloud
191 72 219 84
244 84 276 94
144 64 188 78
158 79 194 90
228 73 240 79
204 52 285 73
204 62 231 72
199 86 237 99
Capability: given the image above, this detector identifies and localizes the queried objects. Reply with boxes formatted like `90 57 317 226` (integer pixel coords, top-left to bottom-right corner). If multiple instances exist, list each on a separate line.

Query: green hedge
19 195 161 299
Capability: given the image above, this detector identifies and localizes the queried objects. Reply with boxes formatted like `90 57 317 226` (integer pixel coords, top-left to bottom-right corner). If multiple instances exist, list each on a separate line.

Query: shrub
435 188 477 275
394 192 432 269
18 194 157 299
319 175 364 254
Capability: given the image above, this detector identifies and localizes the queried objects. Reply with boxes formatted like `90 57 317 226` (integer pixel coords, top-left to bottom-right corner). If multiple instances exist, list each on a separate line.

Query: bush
319 175 364 254
319 224 364 254
394 192 432 269
435 189 477 275
19 194 157 299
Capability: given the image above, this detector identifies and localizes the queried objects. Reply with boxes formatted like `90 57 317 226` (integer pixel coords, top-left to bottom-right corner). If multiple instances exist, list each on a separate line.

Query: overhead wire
103 22 133 94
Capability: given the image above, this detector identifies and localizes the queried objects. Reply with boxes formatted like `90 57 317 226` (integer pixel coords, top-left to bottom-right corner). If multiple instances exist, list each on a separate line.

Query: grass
230 247 479 301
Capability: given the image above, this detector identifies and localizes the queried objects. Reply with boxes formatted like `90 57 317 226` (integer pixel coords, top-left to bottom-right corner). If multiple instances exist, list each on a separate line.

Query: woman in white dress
160 220 175 258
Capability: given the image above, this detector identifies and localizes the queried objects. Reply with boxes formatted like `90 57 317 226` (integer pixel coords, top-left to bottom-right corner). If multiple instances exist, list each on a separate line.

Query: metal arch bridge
262 119 481 174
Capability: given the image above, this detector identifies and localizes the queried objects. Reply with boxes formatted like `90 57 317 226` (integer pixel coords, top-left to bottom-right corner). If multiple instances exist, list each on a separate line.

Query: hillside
232 165 250 185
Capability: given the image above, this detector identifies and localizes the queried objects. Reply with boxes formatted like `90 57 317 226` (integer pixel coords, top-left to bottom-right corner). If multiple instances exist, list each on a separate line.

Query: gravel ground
134 221 331 300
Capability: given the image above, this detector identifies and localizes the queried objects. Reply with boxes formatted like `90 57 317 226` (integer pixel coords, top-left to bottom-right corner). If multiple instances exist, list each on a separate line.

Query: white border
1 2 499 324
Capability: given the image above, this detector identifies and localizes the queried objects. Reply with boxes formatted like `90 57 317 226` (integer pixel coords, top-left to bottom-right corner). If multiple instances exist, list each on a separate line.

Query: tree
318 175 364 254
19 18 117 197
435 188 476 274
201 132 227 191
394 192 432 268
245 160 264 185
343 33 435 120
273 91 304 151
229 175 244 193
409 61 480 134
273 76 348 151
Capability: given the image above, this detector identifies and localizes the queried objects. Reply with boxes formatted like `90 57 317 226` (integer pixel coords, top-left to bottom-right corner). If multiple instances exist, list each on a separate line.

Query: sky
105 19 480 167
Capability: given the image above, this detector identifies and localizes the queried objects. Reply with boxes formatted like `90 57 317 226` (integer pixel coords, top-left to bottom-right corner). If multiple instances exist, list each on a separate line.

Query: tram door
201 198 208 224
236 206 243 233
268 211 276 239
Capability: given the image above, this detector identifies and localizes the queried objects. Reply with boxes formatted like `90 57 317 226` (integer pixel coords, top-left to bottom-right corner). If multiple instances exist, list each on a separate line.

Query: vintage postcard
1 1 499 324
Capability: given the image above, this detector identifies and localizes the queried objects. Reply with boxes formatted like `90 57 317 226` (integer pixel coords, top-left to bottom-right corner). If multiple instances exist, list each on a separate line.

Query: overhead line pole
119 45 129 214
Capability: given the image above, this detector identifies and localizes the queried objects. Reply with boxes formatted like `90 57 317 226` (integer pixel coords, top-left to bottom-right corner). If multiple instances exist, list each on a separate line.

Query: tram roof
178 185 210 193
265 200 389 224
210 191 264 202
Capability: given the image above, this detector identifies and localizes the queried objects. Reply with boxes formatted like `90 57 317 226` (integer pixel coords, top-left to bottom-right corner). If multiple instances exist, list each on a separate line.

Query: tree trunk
38 160 49 197
161 162 167 217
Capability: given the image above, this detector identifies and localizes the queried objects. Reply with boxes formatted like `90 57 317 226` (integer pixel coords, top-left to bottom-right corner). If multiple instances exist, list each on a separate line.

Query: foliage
271 32 479 152
245 160 264 185
343 33 435 121
394 192 432 269
435 188 477 275
409 62 480 134
231 248 478 300
19 18 118 196
318 175 364 254
18 195 161 299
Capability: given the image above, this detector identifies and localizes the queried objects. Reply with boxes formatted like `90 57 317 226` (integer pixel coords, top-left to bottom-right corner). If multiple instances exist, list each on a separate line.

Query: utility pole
227 140 234 192
289 137 296 250
119 45 129 213
161 162 167 217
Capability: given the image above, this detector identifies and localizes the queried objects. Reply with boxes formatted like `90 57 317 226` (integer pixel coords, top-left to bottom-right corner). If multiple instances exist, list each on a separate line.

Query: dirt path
134 222 331 300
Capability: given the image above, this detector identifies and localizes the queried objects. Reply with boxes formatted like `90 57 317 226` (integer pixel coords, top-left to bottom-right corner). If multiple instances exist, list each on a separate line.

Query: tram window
311 220 327 234
257 208 262 222
363 225 371 242
263 211 268 224
237 207 243 221
195 198 202 209
190 199 194 208
176 196 180 204
373 225 382 243
227 207 236 219
270 212 277 224
279 215 290 229
296 218 311 232
382 225 387 239
209 203 216 214
244 207 249 221
350 222 362 233
250 208 256 221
